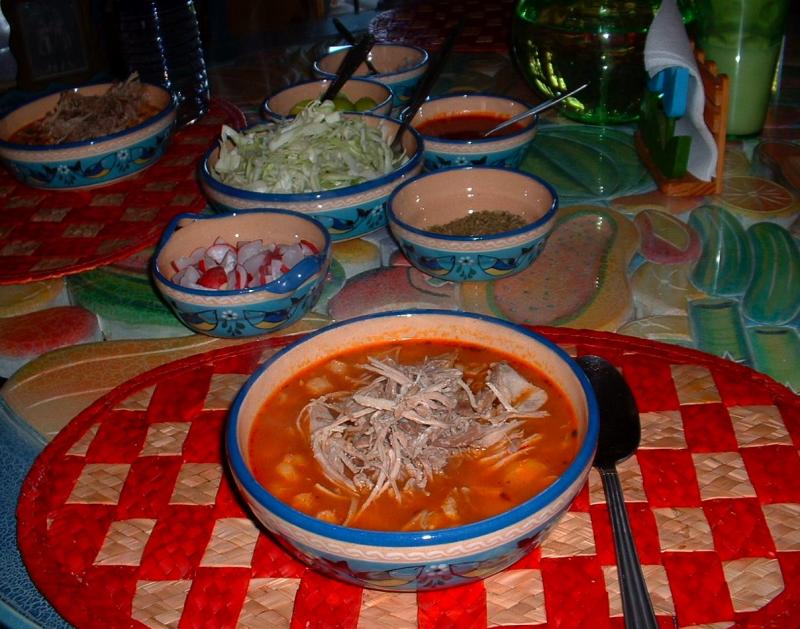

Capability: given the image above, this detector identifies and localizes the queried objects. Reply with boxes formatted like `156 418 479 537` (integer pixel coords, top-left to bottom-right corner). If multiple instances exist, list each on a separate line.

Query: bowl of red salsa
410 93 538 171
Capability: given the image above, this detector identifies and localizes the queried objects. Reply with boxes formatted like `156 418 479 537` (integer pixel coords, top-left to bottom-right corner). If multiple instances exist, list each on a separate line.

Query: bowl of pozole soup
227 309 599 592
410 93 537 171
0 76 176 189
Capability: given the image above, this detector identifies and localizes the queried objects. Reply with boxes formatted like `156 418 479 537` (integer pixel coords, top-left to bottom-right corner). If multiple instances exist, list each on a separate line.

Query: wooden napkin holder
635 47 729 196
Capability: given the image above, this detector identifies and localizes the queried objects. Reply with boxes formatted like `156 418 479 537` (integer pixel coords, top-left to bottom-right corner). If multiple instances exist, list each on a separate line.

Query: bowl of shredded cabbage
199 100 423 242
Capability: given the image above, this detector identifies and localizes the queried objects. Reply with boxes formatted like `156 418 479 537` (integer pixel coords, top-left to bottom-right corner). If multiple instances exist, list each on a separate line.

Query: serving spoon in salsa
577 354 659 629
482 83 589 138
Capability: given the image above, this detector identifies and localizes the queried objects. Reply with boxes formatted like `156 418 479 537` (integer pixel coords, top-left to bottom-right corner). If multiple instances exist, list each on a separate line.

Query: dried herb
429 210 527 236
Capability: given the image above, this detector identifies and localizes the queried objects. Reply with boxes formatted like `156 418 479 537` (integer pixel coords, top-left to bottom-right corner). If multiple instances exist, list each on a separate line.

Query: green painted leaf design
742 222 800 325
689 205 753 296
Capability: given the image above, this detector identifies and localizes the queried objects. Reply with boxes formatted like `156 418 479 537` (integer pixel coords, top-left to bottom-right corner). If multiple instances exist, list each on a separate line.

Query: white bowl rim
411 92 537 146
199 113 424 202
387 166 559 242
260 77 394 120
314 43 430 80
226 309 600 548
0 80 176 152
151 208 331 297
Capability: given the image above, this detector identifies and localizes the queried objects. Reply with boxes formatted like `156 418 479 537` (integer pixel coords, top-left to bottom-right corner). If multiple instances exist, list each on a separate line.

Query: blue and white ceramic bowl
199 113 424 242
261 78 393 121
410 93 537 171
152 209 331 338
314 43 429 109
388 167 558 282
227 309 599 592
0 81 176 189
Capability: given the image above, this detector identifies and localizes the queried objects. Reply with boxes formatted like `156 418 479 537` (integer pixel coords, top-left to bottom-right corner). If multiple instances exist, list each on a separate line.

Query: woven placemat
369 0 516 53
17 327 800 628
0 99 245 286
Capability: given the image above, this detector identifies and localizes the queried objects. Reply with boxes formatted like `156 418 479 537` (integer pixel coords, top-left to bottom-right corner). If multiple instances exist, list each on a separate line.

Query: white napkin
644 0 717 182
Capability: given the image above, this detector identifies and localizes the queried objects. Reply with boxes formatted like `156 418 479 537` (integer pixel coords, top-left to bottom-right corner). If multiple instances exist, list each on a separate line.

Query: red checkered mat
17 328 800 628
0 98 246 285
369 0 516 53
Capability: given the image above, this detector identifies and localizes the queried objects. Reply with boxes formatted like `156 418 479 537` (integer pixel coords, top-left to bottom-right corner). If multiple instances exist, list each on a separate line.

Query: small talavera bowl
151 209 331 338
314 43 429 109
226 309 599 592
388 167 558 282
410 93 537 171
261 78 393 121
199 113 423 242
0 81 176 189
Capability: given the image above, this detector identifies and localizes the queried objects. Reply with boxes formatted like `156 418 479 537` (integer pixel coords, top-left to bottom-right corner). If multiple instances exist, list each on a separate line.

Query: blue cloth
0 396 70 629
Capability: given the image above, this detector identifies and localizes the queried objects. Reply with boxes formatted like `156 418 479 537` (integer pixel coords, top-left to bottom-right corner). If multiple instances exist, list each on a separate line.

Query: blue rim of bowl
0 81 176 152
151 207 331 296
387 166 559 242
314 43 429 80
412 92 537 146
198 113 424 203
260 77 394 121
226 308 600 548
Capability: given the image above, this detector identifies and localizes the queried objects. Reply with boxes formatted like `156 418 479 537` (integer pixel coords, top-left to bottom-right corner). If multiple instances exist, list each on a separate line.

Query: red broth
248 339 579 532
415 112 526 140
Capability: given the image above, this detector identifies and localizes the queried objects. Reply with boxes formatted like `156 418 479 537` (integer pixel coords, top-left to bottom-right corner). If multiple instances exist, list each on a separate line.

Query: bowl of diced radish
151 208 331 337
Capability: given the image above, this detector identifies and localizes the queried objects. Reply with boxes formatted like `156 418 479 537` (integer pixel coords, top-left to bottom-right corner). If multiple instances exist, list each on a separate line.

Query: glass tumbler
691 0 789 137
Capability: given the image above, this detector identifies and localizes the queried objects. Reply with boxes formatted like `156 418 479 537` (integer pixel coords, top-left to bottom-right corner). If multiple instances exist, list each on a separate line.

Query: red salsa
416 112 526 140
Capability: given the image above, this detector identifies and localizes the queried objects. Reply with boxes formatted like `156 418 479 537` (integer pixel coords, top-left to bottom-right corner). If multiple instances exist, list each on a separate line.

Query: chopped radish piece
169 236 320 291
197 266 229 289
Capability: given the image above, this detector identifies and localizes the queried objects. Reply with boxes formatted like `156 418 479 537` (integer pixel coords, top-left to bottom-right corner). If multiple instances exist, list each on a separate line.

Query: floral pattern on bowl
226 310 599 592
411 93 537 172
314 43 429 109
0 82 176 190
388 167 558 282
151 208 331 338
198 114 424 242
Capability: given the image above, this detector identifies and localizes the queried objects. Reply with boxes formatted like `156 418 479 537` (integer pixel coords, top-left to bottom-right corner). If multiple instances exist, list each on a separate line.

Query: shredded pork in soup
248 340 579 531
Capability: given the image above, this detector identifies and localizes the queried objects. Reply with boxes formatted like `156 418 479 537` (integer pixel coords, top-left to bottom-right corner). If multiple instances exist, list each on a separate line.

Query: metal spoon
390 18 463 154
320 33 376 103
577 355 659 629
482 83 589 137
332 17 380 75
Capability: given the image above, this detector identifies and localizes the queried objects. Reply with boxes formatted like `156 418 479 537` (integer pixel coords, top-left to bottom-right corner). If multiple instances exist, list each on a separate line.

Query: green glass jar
511 0 659 125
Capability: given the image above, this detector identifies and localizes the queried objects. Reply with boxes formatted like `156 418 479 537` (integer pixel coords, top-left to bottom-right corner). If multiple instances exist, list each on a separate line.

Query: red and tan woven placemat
369 0 516 53
17 328 800 628
0 98 245 286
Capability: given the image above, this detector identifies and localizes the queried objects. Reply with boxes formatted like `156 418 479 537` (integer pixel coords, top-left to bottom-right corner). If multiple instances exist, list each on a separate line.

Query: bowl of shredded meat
0 74 176 189
226 309 599 591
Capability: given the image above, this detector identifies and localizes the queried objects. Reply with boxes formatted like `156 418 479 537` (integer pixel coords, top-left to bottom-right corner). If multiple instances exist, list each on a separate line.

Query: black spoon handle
321 33 375 103
391 18 463 152
332 18 379 74
599 465 659 629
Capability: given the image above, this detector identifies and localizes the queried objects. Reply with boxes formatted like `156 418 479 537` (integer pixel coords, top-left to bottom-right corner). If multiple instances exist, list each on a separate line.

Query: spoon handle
321 34 375 103
332 18 379 74
482 83 588 137
391 18 463 153
599 466 659 629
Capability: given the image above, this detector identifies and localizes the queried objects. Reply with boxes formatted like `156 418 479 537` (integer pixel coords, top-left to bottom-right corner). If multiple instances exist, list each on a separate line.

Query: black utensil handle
392 18 463 151
332 17 357 44
599 466 659 629
321 33 375 103
332 18 379 74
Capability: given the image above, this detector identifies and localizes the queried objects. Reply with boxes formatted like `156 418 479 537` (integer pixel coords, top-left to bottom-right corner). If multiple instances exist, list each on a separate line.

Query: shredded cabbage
211 100 406 194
